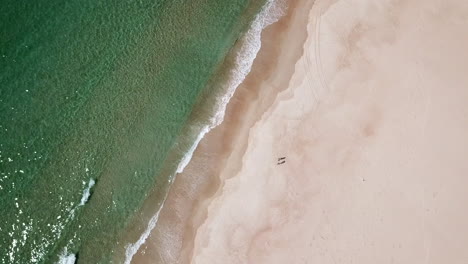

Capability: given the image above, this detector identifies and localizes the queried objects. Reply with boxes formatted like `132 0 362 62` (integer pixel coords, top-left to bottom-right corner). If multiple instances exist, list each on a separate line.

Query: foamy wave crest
124 203 164 264
209 0 285 128
176 0 285 174
27 176 95 264
56 248 76 264
79 178 95 206
176 125 210 174
124 1 285 263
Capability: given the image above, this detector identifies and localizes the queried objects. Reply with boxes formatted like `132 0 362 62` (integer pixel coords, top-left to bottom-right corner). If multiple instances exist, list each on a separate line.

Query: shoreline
126 0 291 263
130 0 313 263
181 0 315 262
136 0 468 263
190 0 468 263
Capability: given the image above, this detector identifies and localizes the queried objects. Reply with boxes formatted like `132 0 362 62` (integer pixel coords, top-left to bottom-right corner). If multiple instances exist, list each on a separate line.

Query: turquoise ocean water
0 0 265 263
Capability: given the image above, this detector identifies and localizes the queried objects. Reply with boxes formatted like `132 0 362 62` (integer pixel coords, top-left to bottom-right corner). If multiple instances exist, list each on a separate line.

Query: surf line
124 0 286 263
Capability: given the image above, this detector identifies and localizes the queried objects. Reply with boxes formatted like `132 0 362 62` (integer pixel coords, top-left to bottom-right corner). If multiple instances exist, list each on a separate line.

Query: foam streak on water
5 175 96 264
123 202 165 264
124 0 285 263
53 178 95 264
57 248 76 264
176 125 210 174
176 0 285 175
79 178 95 206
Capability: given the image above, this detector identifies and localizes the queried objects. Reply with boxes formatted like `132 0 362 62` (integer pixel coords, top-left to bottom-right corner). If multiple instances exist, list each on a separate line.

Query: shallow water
0 0 265 262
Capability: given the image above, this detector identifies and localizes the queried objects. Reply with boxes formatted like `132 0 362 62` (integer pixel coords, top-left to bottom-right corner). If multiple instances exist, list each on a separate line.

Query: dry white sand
135 0 468 263
189 0 468 263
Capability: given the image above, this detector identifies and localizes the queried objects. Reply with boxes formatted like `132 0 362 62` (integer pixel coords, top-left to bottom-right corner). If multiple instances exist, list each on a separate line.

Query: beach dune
134 0 468 263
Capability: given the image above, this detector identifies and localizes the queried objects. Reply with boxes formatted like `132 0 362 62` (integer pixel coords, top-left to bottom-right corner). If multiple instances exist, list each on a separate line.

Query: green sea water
0 0 266 263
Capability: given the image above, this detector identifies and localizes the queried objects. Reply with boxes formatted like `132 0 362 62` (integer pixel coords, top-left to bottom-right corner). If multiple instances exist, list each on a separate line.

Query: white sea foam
79 178 95 206
176 125 210 174
5 173 94 263
209 0 285 128
176 0 285 175
51 178 93 264
124 202 165 264
123 1 285 263
57 248 76 264
57 254 76 264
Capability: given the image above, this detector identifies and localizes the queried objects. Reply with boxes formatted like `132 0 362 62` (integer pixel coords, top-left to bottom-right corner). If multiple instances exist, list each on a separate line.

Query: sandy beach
134 0 468 263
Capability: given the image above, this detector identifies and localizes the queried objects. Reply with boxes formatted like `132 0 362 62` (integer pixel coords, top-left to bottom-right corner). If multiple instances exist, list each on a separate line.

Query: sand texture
134 0 468 263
